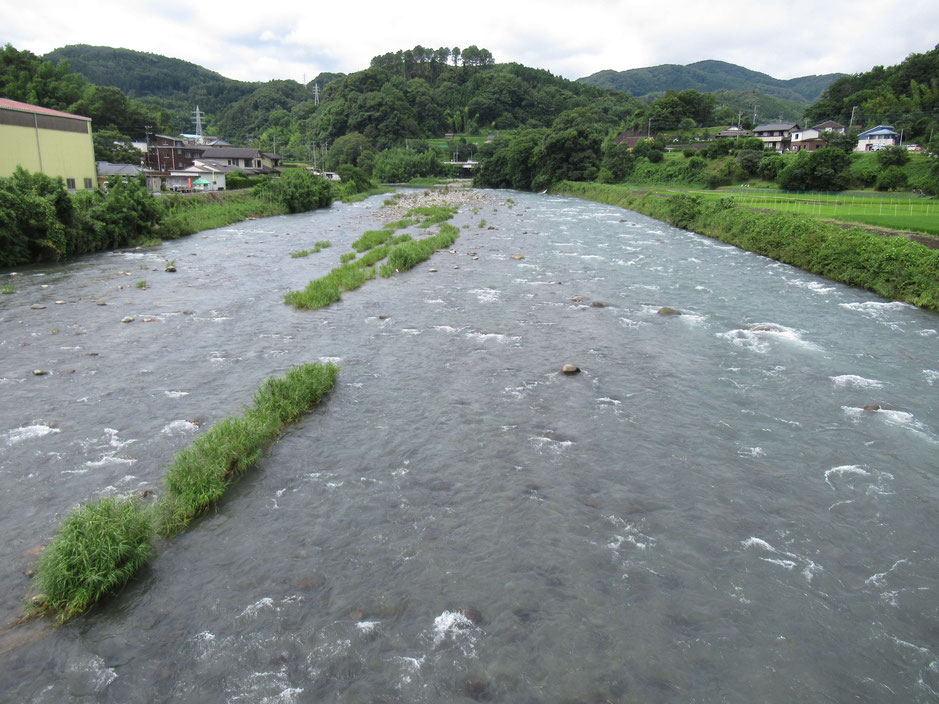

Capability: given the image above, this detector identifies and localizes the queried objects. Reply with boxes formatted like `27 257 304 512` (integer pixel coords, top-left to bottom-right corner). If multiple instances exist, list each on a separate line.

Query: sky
2 0 937 84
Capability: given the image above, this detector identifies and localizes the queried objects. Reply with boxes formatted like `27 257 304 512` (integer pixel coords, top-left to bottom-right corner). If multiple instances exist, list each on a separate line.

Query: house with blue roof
856 125 899 152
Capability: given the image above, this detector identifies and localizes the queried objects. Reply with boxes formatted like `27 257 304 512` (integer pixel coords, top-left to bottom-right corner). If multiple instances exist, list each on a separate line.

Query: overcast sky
2 0 937 84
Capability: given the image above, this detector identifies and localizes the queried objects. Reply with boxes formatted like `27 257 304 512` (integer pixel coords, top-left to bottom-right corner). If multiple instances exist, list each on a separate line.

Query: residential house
856 125 899 152
198 147 281 172
0 98 96 190
167 161 228 192
715 126 753 139
752 122 798 152
146 135 204 172
790 120 846 151
96 161 144 188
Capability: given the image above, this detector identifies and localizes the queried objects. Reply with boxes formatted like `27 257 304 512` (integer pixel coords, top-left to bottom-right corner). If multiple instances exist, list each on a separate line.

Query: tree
254 169 333 213
876 144 910 168
777 147 850 191
875 165 908 191
326 132 374 171
736 149 764 176
823 129 859 152
93 128 143 164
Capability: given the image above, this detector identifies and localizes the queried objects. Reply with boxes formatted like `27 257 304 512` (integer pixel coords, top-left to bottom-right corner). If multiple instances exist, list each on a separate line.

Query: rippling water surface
1 190 937 702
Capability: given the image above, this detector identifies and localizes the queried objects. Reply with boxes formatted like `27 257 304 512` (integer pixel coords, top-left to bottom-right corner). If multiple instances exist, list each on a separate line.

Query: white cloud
1 0 936 83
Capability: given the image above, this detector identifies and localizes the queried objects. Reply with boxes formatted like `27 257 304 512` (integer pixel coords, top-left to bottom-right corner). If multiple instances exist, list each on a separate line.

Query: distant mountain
578 59 843 104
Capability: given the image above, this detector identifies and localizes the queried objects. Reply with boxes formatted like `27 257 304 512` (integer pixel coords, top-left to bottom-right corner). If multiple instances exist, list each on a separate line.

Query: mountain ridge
578 59 844 104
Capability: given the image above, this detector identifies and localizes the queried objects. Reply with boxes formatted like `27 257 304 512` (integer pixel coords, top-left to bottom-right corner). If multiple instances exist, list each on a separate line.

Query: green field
649 187 939 235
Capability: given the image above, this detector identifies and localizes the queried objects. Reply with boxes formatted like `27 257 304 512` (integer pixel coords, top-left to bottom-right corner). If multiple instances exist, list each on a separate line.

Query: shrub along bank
553 181 939 312
31 363 339 621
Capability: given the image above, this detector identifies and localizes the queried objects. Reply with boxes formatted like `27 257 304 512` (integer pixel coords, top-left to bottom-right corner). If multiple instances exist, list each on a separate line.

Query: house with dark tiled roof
790 121 846 152
753 122 799 152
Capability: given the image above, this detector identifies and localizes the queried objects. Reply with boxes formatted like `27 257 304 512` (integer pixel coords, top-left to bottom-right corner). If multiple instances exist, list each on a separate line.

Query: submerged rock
657 307 682 316
747 323 783 332
461 676 491 700
459 606 484 625
32 370 49 376
589 301 607 308
30 304 45 310
510 253 525 260
571 296 586 302
862 403 881 412
165 265 176 273
121 316 135 323
562 364 581 375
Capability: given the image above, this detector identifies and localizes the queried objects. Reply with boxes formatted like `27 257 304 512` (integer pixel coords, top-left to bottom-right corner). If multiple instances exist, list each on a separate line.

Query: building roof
858 124 899 138
97 161 143 176
812 120 844 131
193 158 242 173
753 122 798 132
0 97 90 121
199 146 262 159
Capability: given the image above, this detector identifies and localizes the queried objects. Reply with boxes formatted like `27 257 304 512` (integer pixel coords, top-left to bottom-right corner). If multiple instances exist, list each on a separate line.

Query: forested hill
25 43 642 159
578 59 843 103
804 44 939 141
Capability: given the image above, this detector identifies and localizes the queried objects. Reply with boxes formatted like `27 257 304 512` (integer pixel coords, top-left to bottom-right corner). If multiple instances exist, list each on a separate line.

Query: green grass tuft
340 251 356 263
33 497 154 621
159 363 338 536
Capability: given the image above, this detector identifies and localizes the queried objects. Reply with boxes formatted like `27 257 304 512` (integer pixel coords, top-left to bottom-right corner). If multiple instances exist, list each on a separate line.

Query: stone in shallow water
657 306 681 316
121 316 135 323
562 364 580 375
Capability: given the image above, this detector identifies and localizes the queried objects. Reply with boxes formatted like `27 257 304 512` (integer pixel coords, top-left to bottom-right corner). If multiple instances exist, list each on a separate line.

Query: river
1 189 937 702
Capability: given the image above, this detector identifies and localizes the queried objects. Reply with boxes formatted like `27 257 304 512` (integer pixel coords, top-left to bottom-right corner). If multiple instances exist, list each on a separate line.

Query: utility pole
753 104 758 125
849 105 858 129
647 117 651 138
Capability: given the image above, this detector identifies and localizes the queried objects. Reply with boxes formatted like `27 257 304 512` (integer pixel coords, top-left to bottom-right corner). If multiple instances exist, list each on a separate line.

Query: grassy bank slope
553 182 939 312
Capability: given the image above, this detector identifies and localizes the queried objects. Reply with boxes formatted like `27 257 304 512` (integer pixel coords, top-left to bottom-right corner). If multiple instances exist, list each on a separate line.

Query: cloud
1 0 936 83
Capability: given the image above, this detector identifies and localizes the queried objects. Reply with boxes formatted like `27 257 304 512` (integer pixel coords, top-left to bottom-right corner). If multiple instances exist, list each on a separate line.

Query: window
66 178 76 189
84 178 93 189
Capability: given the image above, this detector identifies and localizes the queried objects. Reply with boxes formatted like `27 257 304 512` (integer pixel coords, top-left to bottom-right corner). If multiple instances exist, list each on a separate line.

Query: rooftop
0 97 91 121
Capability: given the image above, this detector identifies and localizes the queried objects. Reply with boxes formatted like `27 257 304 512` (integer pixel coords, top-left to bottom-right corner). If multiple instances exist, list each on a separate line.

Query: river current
1 189 937 702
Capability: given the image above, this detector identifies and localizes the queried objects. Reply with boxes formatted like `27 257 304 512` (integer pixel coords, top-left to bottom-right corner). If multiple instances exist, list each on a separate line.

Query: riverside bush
552 181 939 311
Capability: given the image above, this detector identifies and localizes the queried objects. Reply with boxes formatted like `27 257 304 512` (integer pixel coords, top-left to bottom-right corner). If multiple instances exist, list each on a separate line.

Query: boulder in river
30 304 45 310
459 606 484 625
121 316 135 323
589 301 607 308
747 323 784 332
861 403 881 412
562 364 581 375
32 370 49 376
657 307 682 316
511 253 525 260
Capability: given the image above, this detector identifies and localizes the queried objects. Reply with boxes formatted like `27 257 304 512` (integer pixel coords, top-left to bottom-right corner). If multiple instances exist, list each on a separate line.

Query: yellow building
0 98 96 190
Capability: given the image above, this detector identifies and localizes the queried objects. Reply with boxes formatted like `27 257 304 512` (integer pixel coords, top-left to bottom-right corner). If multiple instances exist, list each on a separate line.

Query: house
0 98 96 190
146 135 204 172
197 147 281 172
752 122 799 152
168 162 227 192
96 161 144 188
856 125 899 151
790 120 846 152
715 126 753 139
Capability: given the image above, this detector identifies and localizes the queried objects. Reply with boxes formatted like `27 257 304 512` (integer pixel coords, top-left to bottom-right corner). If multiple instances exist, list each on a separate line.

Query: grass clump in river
284 262 372 309
379 224 460 277
159 362 339 535
290 241 332 258
31 363 339 619
32 497 154 621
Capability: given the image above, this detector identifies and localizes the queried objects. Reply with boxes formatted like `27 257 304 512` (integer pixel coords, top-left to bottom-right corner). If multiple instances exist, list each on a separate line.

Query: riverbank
552 181 939 312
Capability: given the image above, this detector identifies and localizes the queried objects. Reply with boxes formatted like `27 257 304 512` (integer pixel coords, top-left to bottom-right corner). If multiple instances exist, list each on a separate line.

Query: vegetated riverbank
552 181 939 312
30 363 339 622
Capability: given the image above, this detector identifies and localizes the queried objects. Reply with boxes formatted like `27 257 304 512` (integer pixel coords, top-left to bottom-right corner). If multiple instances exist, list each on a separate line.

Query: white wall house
856 125 899 152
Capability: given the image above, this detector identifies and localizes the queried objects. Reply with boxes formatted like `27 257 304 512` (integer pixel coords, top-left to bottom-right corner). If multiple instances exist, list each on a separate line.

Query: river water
1 189 937 702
